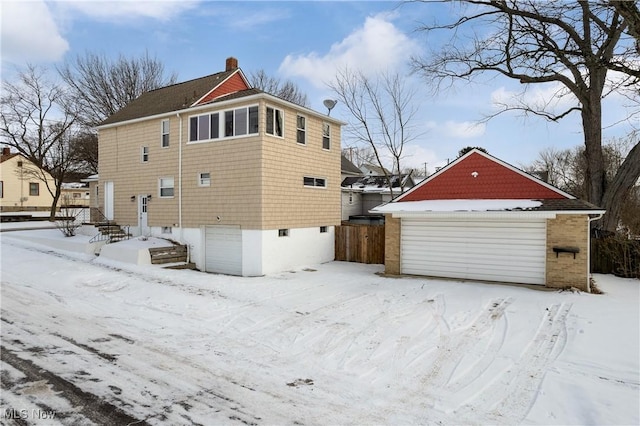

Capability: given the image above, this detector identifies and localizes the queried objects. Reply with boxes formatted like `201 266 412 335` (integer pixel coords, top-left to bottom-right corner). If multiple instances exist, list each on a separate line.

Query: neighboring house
341 173 415 222
361 163 390 176
341 154 362 181
97 57 343 276
373 149 605 292
60 182 90 207
0 148 55 212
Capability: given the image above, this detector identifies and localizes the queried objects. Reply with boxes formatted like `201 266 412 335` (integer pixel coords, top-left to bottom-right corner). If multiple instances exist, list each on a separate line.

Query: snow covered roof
342 174 413 193
372 198 605 217
373 199 543 213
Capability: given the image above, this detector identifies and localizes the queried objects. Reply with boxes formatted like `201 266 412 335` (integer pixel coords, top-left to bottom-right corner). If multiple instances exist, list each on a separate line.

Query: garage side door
205 226 242 275
401 218 546 285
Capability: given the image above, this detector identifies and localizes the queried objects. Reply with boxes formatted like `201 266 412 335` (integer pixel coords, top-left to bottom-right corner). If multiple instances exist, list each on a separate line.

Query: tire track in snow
454 302 572 424
422 297 513 391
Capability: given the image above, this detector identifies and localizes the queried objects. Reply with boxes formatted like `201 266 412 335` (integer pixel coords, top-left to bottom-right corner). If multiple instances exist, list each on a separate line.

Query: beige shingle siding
261 100 341 229
99 119 179 226
99 95 341 231
181 135 263 228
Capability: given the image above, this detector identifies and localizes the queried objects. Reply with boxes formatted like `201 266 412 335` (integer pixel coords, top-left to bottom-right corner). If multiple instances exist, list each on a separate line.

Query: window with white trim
296 115 306 145
141 146 149 162
198 172 211 187
161 119 170 147
303 176 326 188
189 105 258 142
29 182 39 196
266 106 283 137
159 177 174 197
322 122 331 150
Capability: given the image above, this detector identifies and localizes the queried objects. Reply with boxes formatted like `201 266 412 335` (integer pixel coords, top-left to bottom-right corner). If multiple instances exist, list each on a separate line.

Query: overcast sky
1 0 635 172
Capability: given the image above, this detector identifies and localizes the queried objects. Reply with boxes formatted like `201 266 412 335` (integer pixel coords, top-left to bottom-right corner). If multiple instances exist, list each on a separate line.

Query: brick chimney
2 147 10 156
225 57 238 71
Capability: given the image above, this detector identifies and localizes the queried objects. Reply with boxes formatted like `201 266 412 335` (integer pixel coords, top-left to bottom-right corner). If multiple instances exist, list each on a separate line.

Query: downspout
177 113 183 241
587 212 605 293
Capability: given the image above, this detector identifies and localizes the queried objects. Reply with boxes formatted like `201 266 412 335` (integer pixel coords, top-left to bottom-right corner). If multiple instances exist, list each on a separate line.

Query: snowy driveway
1 234 638 425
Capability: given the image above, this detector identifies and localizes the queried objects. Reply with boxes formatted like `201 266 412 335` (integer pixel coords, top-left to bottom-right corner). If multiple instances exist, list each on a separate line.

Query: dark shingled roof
341 155 362 175
536 198 603 211
100 70 235 126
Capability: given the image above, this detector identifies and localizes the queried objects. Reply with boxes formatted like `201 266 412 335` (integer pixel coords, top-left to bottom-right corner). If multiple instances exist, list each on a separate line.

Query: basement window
320 226 327 233
278 229 289 237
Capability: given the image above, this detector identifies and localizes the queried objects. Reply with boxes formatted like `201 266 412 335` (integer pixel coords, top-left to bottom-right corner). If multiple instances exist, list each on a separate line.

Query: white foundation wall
245 226 335 276
146 226 335 276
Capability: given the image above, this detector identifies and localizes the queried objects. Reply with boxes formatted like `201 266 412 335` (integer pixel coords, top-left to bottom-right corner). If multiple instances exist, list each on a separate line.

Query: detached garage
373 149 605 292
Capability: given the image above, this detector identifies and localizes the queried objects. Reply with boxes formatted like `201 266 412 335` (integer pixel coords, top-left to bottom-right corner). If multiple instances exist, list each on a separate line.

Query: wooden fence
335 223 385 264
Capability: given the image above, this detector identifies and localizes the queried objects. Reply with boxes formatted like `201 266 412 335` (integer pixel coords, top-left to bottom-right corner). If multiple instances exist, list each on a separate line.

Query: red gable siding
196 72 249 105
401 152 567 201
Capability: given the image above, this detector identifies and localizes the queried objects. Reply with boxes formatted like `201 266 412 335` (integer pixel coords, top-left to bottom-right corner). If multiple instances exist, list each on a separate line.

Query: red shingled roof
398 150 571 201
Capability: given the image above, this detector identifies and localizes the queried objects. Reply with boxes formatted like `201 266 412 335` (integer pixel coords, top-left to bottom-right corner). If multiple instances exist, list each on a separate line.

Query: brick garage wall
384 215 401 274
546 214 589 291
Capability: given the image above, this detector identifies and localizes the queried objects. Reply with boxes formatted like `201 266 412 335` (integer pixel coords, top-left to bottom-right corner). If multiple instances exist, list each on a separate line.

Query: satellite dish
323 99 337 115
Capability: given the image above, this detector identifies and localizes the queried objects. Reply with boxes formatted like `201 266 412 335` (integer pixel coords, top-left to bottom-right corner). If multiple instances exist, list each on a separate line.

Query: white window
141 146 149 162
296 115 306 145
266 106 283 137
159 177 174 197
278 229 289 237
303 176 327 188
322 123 331 150
349 192 354 205
198 172 211 187
189 106 258 142
161 120 170 147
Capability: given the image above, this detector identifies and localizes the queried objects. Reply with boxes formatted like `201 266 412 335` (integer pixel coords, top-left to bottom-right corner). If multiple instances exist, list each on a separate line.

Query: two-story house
97 58 343 276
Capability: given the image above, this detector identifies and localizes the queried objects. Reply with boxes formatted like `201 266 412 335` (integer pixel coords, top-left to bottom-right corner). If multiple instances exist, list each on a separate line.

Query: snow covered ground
1 229 638 425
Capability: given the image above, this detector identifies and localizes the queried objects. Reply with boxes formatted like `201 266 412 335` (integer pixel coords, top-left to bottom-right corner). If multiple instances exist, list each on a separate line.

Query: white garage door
204 226 242 275
401 217 546 285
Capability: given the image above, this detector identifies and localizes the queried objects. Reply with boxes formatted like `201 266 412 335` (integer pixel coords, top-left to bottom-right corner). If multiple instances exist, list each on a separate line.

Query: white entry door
138 195 148 234
104 181 114 220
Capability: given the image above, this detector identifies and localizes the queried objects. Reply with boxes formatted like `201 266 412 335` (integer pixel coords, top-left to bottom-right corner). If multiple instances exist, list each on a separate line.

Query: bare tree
0 65 83 219
342 145 377 169
72 130 98 175
329 68 420 197
411 0 640 231
610 0 640 52
59 51 178 127
458 146 488 157
249 69 308 106
524 137 640 233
